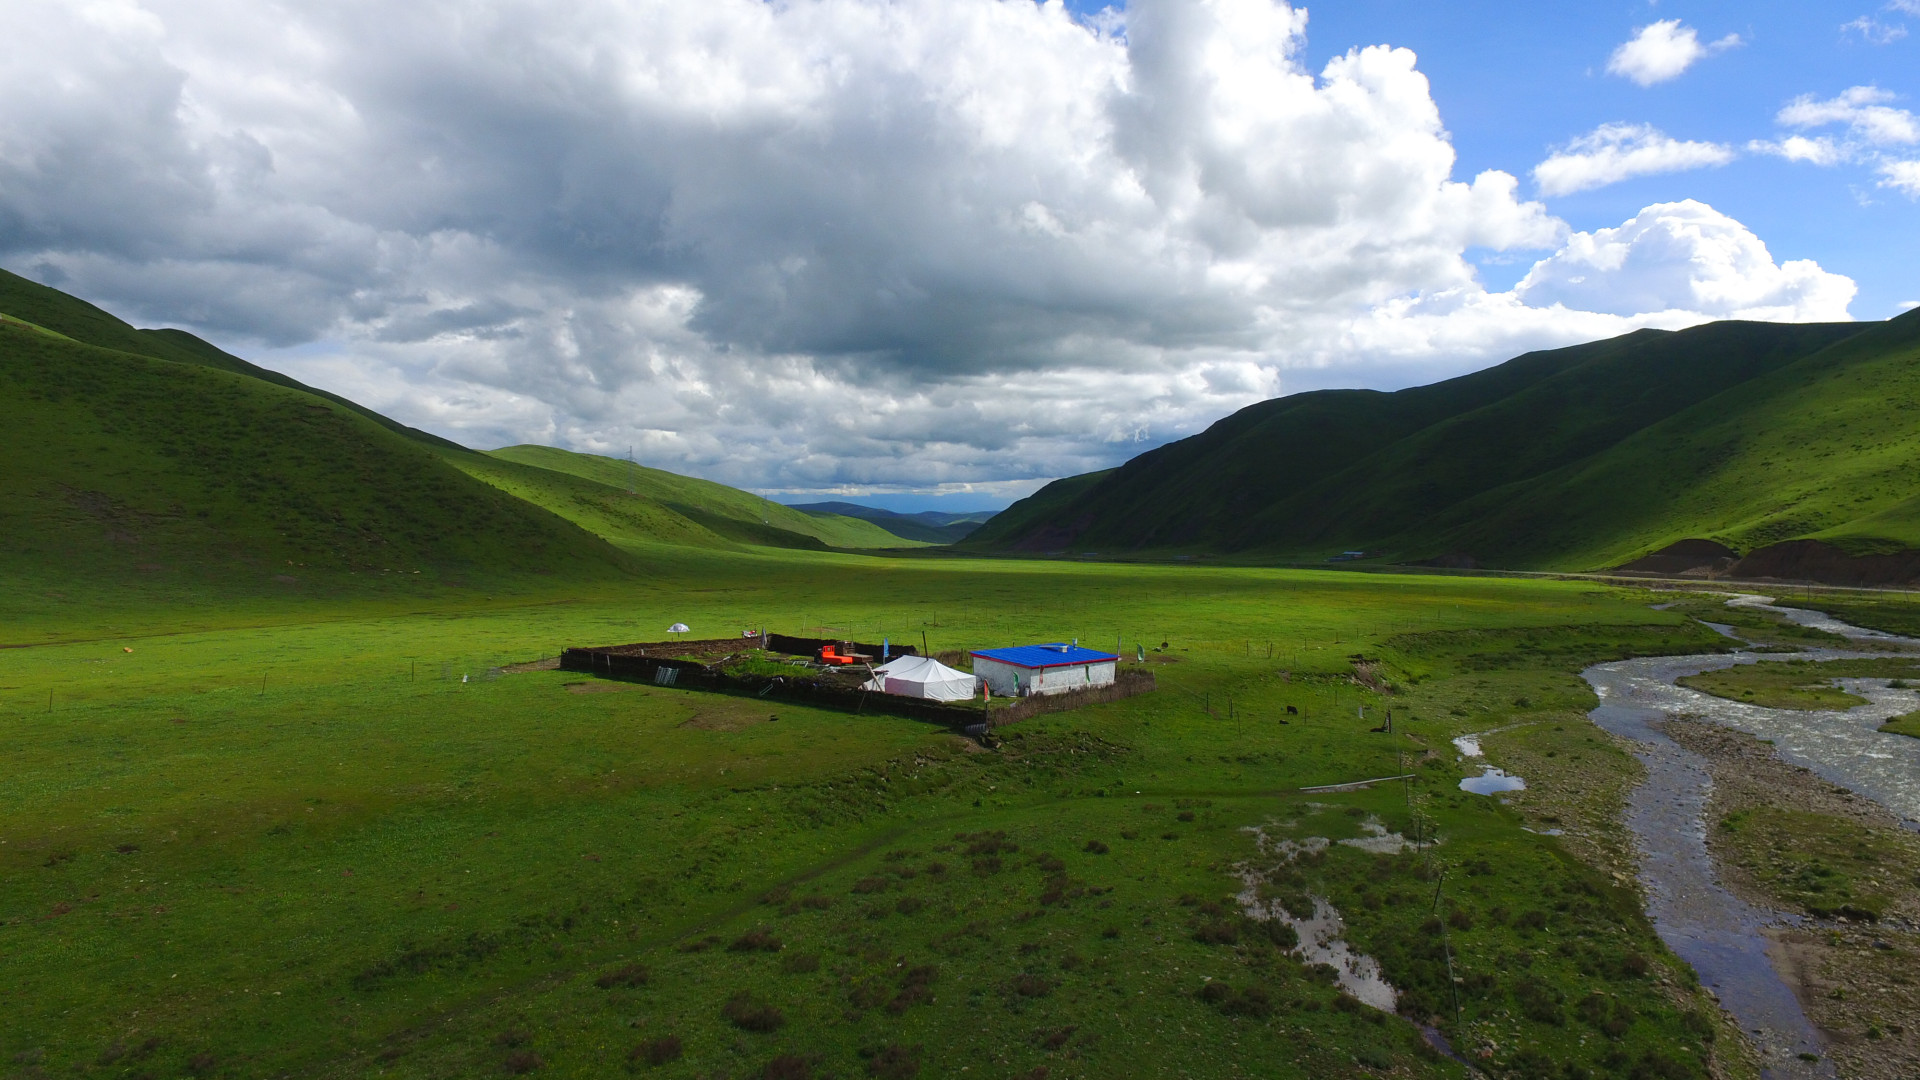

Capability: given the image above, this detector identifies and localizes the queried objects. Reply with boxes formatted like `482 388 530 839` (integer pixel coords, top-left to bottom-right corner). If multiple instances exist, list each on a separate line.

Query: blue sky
5 0 1916 517
1269 0 1918 313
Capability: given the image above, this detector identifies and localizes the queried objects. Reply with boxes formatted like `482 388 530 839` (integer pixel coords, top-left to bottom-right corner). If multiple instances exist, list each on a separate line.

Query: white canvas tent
860 655 977 702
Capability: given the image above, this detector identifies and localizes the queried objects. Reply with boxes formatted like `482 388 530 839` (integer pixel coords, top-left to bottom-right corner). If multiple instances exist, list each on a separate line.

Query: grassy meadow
1 547 1755 1080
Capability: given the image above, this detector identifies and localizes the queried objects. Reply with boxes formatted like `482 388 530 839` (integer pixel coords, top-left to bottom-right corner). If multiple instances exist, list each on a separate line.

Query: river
1581 596 1920 1080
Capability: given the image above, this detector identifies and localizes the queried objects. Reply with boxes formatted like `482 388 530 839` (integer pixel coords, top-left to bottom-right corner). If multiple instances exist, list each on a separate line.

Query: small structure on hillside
971 643 1118 698
860 655 977 702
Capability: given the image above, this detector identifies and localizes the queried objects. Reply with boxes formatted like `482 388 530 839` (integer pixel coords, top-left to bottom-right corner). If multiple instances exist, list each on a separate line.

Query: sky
2 0 1915 513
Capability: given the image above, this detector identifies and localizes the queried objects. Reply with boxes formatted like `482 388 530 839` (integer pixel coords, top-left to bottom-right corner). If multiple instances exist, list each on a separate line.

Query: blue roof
971 643 1120 669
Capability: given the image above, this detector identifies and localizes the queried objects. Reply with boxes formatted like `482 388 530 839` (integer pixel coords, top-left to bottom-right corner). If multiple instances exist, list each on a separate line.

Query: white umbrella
668 622 690 635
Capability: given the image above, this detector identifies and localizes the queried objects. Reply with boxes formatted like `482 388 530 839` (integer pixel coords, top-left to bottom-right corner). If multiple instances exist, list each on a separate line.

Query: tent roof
871 654 971 681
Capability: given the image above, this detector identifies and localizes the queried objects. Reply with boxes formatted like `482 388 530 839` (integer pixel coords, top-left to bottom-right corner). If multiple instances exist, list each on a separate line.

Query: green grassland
1715 807 1918 922
1881 712 1920 738
1676 658 1920 710
481 445 917 551
967 311 1920 571
0 555 1750 1080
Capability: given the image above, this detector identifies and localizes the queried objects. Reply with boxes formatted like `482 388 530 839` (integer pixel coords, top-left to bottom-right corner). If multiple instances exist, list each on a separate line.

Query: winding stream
1580 596 1920 1080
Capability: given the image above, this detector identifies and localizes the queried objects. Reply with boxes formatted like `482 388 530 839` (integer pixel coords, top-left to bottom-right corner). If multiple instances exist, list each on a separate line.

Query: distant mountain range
964 311 1920 585
788 501 996 544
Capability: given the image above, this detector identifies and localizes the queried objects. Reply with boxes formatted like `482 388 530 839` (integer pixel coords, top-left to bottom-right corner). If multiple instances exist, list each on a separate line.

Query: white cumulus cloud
0 0 1855 494
1606 20 1743 87
1533 124 1735 196
1511 201 1856 323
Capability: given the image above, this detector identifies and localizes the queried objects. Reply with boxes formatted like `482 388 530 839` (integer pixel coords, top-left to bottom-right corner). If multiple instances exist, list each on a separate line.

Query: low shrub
730 929 784 953
865 1043 922 1079
595 962 649 988
1083 840 1109 854
722 992 786 1033
629 1035 682 1066
503 1050 542 1074
761 1053 817 1080
1010 973 1054 997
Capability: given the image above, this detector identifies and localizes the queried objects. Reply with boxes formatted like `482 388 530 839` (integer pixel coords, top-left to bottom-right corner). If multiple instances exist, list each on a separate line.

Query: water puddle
1452 734 1482 757
1338 817 1422 854
1579 592 1920 1079
1459 767 1525 795
1237 827 1399 1012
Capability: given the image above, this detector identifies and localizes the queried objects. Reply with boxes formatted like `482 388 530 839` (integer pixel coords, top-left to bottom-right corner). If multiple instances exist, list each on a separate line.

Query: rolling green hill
0 318 637 602
0 268 464 450
481 445 923 551
965 312 1920 579
0 271 927 615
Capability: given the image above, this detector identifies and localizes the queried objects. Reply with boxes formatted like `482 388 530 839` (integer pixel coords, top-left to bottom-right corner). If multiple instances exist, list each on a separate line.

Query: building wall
973 657 1116 698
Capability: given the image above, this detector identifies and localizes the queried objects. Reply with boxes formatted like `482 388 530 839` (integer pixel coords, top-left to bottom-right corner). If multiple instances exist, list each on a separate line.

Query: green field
2 548 1761 1080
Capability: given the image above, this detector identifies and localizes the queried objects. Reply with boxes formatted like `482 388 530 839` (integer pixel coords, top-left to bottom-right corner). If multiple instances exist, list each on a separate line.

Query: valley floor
6 549 1915 1080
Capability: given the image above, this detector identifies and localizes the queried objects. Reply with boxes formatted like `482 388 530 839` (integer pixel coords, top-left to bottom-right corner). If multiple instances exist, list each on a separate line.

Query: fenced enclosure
559 640 1153 732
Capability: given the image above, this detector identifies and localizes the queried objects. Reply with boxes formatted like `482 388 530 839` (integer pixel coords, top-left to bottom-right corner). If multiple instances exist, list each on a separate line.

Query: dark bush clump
1083 840 1109 854
1619 952 1651 978
503 1050 542 1074
960 831 1019 855
865 1043 922 1079
1514 909 1548 933
780 952 821 974
852 877 889 894
886 965 939 1014
596 962 649 988
630 1035 683 1066
1011 973 1054 998
1263 920 1299 949
1513 977 1564 1025
1447 909 1473 931
972 856 1002 876
730 928 784 952
494 1030 531 1048
1033 1027 1076 1050
1193 920 1239 945
187 1052 217 1075
895 897 925 915
760 1053 817 1080
722 992 786 1033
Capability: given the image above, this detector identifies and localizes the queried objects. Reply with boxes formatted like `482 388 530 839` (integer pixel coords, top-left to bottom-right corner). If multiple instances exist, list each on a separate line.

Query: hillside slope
966 314 1920 577
0 321 636 599
0 268 462 450
483 445 922 550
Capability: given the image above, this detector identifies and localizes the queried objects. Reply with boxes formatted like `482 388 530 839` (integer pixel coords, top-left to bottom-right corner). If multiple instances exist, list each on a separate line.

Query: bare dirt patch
679 700 777 732
1666 720 1920 1080
502 657 561 673
564 681 645 695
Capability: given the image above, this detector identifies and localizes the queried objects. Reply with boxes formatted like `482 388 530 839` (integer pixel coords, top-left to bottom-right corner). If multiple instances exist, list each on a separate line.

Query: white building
970 644 1119 698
